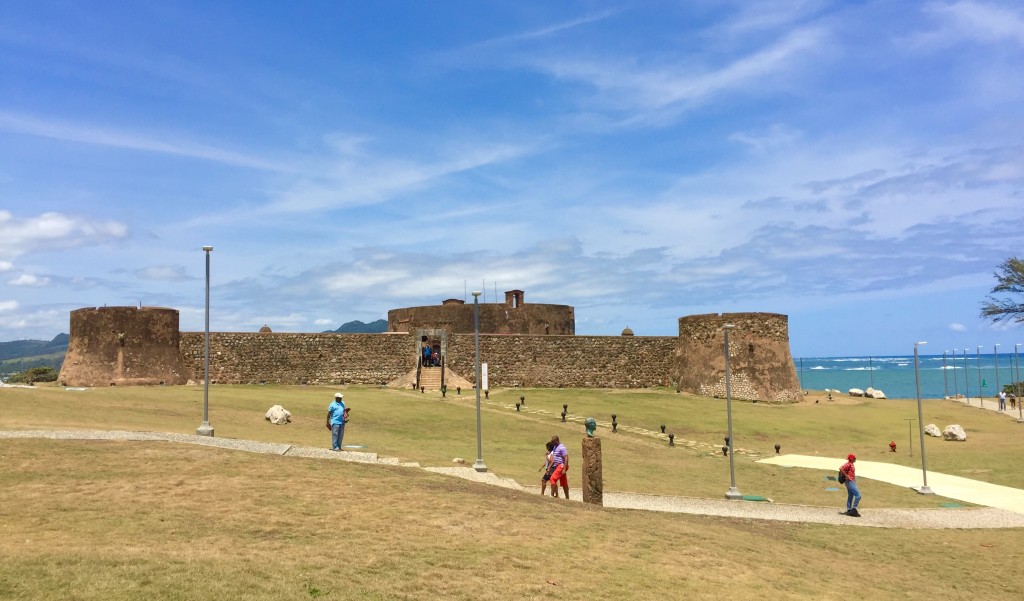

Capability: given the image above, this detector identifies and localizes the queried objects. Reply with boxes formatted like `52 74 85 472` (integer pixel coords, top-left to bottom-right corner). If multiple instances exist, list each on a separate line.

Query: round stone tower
58 306 189 386
676 312 800 403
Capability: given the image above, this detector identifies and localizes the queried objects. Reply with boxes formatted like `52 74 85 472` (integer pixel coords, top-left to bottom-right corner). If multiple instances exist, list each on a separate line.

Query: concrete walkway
5 429 1024 529
758 454 1024 515
954 396 1024 421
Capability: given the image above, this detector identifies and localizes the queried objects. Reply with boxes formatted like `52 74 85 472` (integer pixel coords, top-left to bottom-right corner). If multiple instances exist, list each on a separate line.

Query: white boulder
870 389 887 399
924 424 941 437
264 405 292 425
849 388 864 397
943 424 967 441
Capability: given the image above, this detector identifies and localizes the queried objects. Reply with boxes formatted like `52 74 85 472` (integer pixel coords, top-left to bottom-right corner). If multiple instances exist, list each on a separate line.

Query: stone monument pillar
581 437 603 506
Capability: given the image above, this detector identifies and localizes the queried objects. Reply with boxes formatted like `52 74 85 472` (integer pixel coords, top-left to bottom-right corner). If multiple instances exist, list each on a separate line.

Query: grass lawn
1 384 1023 599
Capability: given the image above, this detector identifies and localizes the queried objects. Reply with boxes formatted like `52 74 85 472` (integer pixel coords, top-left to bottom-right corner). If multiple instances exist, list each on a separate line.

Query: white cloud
7 273 51 287
949 322 968 332
0 300 18 312
0 260 12 272
314 318 333 325
0 211 128 261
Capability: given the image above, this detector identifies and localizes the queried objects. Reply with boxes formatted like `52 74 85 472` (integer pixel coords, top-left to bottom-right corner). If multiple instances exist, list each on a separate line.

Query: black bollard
520 395 525 405
668 433 675 447
516 403 520 412
441 385 447 398
611 414 617 433
485 390 489 399
457 387 461 395
660 424 666 434
722 445 729 456
561 411 566 423
774 444 781 454
421 386 425 393
724 436 730 446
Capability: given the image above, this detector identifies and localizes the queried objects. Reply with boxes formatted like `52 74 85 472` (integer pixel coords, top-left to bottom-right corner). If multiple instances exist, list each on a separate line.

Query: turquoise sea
794 353 1023 400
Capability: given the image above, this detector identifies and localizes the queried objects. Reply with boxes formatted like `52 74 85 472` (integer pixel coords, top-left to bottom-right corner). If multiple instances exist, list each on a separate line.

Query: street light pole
723 324 742 500
1015 343 1021 422
471 291 487 473
977 346 984 408
914 341 933 494
942 351 948 399
963 348 970 404
994 343 1001 409
196 246 214 437
952 348 959 401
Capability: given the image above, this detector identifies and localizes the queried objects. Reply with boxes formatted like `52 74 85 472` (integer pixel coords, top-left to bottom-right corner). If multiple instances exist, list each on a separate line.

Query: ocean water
794 354 1024 400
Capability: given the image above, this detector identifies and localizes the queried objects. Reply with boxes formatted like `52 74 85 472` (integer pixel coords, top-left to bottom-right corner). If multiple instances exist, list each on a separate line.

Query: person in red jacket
841 454 861 517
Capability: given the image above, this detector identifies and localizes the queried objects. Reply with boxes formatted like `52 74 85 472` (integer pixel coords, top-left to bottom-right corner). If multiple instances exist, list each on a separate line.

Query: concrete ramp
759 454 1024 515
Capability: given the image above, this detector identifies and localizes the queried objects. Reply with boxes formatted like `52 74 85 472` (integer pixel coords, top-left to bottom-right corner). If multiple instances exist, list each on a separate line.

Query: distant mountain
0 333 69 374
0 333 69 361
323 319 388 334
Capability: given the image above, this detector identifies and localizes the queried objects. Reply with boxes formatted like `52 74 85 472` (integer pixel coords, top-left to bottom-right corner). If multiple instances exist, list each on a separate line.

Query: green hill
322 319 388 334
0 334 69 374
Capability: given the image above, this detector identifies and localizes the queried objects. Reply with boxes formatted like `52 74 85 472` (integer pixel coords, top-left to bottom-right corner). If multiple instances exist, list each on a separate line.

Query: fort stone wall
442 334 676 388
179 332 414 385
676 312 801 402
388 297 574 335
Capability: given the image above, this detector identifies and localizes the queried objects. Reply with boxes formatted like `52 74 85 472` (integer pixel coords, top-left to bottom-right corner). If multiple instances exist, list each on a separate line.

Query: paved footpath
4 429 1024 529
758 454 1024 515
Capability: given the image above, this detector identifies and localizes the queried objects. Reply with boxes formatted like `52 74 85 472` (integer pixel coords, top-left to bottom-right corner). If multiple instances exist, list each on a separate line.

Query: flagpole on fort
472 290 487 472
724 324 742 500
196 245 215 437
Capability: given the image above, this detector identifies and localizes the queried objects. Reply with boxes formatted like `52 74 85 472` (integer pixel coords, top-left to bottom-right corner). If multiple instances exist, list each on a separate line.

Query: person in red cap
840 454 861 517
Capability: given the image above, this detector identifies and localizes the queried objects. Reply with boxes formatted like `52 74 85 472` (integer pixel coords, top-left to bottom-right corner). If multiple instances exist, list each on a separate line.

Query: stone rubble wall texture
179 331 676 388
179 332 414 385
59 306 188 387
444 334 677 389
676 312 801 403
388 302 575 336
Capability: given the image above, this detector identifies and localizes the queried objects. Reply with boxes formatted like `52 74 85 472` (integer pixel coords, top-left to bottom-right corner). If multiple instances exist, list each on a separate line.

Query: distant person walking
999 390 1007 411
548 435 569 499
840 454 861 517
326 392 347 451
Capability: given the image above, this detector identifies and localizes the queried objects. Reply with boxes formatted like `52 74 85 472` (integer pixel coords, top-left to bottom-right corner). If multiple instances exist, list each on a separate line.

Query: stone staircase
418 366 443 390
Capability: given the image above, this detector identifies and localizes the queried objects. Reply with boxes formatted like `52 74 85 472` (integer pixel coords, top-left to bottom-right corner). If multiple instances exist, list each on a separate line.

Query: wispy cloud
0 112 288 172
926 0 1024 46
0 300 17 312
134 265 191 282
529 26 828 124
949 322 968 332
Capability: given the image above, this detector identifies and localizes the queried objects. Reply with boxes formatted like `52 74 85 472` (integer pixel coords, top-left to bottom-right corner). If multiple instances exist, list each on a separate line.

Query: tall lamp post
196 246 215 437
723 324 742 500
471 291 487 473
1015 343 1022 422
977 346 984 407
952 349 959 400
913 341 933 494
942 351 949 399
994 343 1001 409
963 348 970 403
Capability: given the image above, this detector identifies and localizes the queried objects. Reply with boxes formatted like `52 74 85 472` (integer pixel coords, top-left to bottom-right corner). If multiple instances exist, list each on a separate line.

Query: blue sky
1 1 1021 357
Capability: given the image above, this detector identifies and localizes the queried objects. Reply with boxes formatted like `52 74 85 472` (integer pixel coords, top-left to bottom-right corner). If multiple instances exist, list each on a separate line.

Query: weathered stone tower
387 290 575 336
676 312 801 402
58 306 189 386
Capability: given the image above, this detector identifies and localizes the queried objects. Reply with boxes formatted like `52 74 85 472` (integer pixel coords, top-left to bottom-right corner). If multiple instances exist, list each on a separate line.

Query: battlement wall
676 312 800 402
445 334 676 388
179 332 414 385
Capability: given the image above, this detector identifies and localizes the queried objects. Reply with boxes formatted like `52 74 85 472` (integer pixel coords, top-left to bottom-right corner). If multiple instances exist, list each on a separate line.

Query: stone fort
58 290 801 402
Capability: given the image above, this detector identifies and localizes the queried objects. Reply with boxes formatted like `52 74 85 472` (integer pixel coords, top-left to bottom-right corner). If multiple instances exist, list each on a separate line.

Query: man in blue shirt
326 392 346 451
548 435 569 499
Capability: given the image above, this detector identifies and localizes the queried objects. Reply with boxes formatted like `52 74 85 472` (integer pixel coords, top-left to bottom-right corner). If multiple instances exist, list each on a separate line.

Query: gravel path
4 429 1024 530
